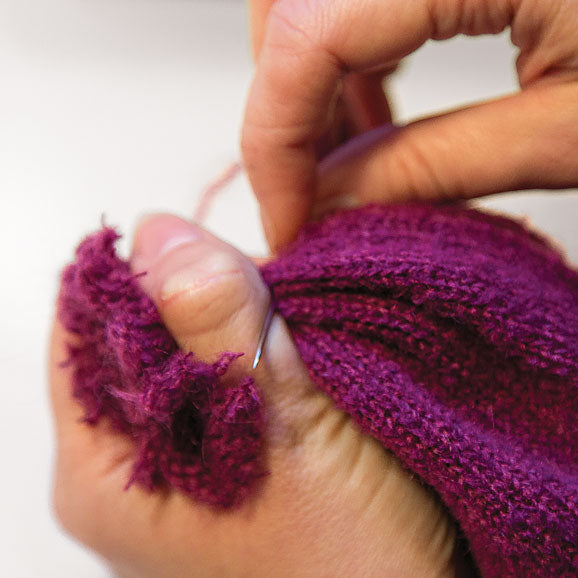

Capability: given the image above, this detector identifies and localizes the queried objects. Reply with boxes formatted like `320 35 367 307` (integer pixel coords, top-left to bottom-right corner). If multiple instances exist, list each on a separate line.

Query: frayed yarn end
58 227 267 509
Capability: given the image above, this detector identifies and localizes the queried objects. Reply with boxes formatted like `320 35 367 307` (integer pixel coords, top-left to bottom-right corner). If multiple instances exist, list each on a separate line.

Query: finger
341 71 394 135
131 214 269 373
130 214 322 437
49 214 333 563
317 82 578 205
241 0 574 250
314 72 395 159
248 0 277 59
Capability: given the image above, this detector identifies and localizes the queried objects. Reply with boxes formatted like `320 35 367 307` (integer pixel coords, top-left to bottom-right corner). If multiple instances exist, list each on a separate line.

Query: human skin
50 214 472 577
49 1 578 573
243 0 578 250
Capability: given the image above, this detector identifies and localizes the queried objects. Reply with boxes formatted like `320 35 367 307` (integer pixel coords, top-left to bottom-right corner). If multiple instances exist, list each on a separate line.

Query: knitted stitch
58 203 578 577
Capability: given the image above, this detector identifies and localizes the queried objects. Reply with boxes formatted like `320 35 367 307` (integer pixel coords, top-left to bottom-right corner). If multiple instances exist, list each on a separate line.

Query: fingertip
132 214 203 265
130 215 208 300
259 189 313 253
262 212 303 254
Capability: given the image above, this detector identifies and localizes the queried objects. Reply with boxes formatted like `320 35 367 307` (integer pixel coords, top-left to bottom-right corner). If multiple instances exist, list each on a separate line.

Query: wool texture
58 203 578 577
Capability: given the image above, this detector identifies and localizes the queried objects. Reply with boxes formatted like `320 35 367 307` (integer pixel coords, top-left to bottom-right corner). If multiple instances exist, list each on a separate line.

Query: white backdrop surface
0 1 576 576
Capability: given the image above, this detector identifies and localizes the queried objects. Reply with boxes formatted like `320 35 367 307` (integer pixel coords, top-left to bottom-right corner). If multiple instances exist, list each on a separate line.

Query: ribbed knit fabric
59 203 578 577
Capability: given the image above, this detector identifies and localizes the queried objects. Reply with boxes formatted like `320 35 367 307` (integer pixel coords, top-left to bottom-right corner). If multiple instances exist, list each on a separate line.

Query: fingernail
131 214 202 273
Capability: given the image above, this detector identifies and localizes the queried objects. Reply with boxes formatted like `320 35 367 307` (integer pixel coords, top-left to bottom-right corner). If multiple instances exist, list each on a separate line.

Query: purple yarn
58 227 265 509
58 203 578 577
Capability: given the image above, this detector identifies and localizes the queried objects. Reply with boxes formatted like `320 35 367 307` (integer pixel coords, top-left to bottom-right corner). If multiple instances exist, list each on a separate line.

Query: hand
50 214 465 577
243 0 578 250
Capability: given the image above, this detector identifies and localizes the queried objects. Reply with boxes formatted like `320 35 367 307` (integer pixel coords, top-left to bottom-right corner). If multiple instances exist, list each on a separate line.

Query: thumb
130 213 321 444
318 83 578 206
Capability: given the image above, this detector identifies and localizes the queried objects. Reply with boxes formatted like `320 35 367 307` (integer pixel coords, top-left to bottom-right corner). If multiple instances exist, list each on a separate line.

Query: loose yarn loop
59 203 578 577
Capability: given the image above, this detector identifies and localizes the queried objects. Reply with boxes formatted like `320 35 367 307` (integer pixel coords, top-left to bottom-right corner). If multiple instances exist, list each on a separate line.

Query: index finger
241 0 517 249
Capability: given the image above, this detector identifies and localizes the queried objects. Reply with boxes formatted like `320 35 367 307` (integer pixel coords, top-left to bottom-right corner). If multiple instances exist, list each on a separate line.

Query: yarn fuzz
59 203 578 577
58 227 265 509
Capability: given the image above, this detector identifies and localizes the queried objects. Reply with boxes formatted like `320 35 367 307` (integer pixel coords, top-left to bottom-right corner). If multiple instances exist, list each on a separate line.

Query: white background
0 1 576 576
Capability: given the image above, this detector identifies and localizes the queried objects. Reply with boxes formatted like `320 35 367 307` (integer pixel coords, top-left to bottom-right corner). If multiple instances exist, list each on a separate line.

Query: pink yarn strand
193 161 243 224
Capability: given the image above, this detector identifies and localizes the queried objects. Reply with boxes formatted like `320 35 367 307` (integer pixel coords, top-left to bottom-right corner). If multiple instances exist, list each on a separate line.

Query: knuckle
428 0 512 39
394 136 439 199
378 128 460 203
267 0 339 57
268 0 317 45
161 253 261 338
